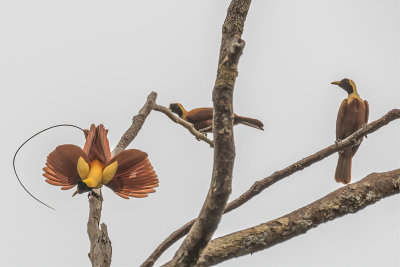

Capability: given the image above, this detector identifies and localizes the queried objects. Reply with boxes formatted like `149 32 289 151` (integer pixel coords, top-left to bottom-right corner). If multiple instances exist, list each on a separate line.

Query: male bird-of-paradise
169 103 264 132
331 78 369 184
43 124 158 199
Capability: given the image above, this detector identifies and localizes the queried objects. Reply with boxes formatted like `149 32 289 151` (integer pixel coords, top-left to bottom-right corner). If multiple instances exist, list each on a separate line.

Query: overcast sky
1 1 399 266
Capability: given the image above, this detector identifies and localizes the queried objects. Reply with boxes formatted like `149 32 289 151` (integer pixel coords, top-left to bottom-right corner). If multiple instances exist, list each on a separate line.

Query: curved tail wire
13 124 84 210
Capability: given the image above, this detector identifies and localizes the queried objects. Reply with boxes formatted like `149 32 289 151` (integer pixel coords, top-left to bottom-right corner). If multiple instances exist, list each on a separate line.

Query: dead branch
196 169 400 266
223 108 400 213
153 104 214 147
87 192 112 267
141 108 400 267
87 92 157 267
166 1 251 266
112 91 157 156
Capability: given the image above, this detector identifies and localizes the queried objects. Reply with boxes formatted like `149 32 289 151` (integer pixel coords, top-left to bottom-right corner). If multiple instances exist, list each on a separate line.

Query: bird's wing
84 124 111 164
104 149 158 199
336 99 348 140
185 108 213 122
43 144 89 190
364 100 369 123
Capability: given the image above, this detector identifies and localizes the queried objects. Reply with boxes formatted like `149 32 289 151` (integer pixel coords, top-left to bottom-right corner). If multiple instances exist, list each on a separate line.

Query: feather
105 149 158 198
43 144 88 188
83 124 111 164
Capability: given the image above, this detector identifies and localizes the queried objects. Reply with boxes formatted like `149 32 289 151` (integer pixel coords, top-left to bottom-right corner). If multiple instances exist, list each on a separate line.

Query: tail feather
234 115 264 130
335 154 352 184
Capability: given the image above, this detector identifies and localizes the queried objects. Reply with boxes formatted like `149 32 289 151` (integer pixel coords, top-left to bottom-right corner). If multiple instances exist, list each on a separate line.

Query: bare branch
112 91 158 156
196 169 400 266
167 1 252 266
141 108 400 266
87 193 112 267
153 104 214 147
223 108 400 213
88 92 158 267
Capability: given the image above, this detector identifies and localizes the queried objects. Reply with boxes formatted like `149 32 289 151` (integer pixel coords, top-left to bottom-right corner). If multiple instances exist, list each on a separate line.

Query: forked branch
141 108 400 266
87 92 158 267
196 168 400 266
166 1 252 266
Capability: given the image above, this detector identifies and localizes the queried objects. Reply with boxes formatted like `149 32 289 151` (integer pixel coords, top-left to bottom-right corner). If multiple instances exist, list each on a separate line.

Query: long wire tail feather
13 124 84 210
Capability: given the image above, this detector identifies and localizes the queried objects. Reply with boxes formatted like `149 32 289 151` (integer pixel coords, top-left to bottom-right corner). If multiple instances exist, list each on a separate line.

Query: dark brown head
72 180 93 197
331 78 356 94
169 103 185 118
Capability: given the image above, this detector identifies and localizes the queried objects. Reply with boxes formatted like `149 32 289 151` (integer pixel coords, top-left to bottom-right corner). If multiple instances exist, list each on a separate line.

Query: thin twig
153 104 214 147
87 92 158 267
196 168 400 266
141 108 400 267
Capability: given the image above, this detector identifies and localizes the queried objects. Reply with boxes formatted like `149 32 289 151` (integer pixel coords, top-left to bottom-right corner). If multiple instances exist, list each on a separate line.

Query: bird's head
72 180 93 197
331 78 356 94
169 103 185 117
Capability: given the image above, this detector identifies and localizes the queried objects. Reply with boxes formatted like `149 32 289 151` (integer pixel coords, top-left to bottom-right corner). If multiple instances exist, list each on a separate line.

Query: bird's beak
72 189 79 197
331 81 340 85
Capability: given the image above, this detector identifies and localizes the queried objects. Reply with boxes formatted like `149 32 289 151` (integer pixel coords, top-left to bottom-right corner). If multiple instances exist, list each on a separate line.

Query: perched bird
43 124 158 199
169 103 264 132
331 78 369 184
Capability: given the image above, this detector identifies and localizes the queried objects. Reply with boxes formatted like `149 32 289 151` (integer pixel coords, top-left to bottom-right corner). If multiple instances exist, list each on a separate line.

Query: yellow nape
177 103 188 119
102 161 118 185
347 79 361 103
77 157 89 179
83 160 105 188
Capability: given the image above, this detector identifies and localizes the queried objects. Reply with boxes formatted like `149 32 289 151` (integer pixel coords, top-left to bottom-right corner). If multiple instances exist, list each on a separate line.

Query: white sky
1 1 399 266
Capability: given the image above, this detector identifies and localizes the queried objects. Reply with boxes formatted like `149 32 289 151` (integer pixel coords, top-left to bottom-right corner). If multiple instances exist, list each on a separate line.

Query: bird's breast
83 159 105 188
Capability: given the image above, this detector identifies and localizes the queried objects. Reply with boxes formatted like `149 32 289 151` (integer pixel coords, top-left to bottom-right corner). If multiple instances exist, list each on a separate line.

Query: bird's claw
362 123 368 138
88 190 103 201
199 126 212 133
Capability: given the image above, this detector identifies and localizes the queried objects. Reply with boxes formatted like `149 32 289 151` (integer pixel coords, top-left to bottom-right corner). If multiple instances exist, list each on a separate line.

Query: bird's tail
335 154 352 184
234 115 264 130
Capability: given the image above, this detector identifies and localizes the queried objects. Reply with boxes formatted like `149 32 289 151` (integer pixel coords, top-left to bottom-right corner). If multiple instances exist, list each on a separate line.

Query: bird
331 78 369 184
169 103 264 132
42 124 158 199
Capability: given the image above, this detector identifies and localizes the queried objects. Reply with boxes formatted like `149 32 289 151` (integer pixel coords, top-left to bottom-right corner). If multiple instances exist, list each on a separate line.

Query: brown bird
43 124 158 199
169 103 264 132
331 78 369 184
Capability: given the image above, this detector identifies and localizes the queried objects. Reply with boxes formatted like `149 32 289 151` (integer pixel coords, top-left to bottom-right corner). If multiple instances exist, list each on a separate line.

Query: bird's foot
354 138 362 146
199 126 212 133
88 190 103 201
335 139 344 153
362 123 368 138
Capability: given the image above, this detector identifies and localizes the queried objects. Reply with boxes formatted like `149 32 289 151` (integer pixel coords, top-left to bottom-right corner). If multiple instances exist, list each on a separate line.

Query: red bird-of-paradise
43 124 158 199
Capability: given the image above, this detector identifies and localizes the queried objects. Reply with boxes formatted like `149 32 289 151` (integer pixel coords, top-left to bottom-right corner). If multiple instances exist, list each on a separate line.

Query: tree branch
166 1 251 266
141 108 400 267
153 104 214 147
87 91 157 267
112 91 157 156
196 169 400 266
87 193 112 267
223 108 400 214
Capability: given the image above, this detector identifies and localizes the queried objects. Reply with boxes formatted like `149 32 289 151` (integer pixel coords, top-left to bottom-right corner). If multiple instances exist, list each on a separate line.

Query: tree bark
196 169 400 266
167 1 252 266
87 192 112 267
87 92 157 267
141 109 400 266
